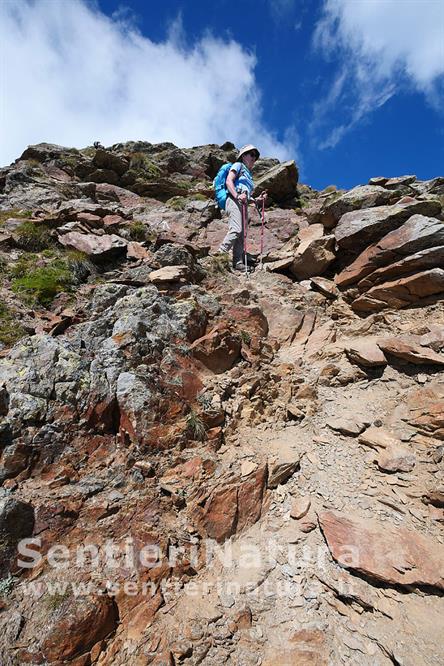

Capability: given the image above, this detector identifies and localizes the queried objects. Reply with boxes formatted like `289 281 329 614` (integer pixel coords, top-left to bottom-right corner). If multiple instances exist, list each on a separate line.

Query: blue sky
1 0 443 190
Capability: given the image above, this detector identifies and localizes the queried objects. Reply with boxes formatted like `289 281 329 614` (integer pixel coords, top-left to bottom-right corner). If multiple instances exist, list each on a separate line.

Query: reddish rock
319 511 444 590
77 212 102 226
377 446 416 473
41 595 118 661
103 214 126 230
193 466 267 543
420 324 444 352
404 385 444 440
358 245 444 290
334 200 441 253
310 276 339 299
336 214 444 287
95 182 143 206
358 426 400 450
126 241 151 260
377 337 444 366
237 465 268 532
263 629 328 665
345 338 387 367
190 324 241 373
225 304 269 338
290 496 311 519
351 269 444 312
289 225 335 280
58 231 127 259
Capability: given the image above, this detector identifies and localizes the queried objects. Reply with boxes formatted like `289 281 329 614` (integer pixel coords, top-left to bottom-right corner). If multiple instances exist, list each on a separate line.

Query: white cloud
0 0 296 166
311 0 444 148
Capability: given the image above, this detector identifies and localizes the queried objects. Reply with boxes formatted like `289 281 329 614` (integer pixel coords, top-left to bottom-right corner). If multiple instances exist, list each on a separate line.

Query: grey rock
0 496 34 575
334 199 442 252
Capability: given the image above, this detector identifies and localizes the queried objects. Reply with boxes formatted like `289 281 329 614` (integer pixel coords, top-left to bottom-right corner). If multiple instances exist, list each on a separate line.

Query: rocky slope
0 141 443 665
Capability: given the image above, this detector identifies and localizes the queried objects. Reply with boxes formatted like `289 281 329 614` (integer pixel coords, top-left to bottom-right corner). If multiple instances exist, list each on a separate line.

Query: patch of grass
192 194 208 202
11 259 73 306
80 147 96 158
15 221 53 251
128 220 150 242
128 152 161 178
0 303 27 346
43 588 71 611
0 209 32 226
186 410 206 441
166 196 186 211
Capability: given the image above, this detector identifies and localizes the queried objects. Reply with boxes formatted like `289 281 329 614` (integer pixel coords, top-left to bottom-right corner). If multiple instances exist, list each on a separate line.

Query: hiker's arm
226 170 247 202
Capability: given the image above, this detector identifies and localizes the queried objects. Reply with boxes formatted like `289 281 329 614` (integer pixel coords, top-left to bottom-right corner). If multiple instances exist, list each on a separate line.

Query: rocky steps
0 141 443 665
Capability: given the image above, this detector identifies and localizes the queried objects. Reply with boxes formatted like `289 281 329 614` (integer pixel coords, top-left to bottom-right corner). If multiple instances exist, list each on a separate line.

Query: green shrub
15 221 53 251
0 303 27 346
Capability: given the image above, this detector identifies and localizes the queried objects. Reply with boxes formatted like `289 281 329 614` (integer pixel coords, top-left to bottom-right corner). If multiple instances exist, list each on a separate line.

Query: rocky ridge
0 141 443 665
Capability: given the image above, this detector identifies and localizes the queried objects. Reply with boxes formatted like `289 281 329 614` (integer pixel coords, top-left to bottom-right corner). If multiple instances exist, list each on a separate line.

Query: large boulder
319 510 444 590
254 160 299 203
58 231 127 259
320 184 398 227
289 225 335 280
357 245 444 290
351 268 444 312
40 594 118 662
336 214 444 287
334 199 441 253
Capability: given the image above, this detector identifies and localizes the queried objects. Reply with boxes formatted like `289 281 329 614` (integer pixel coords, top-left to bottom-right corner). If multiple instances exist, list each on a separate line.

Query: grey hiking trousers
219 195 248 266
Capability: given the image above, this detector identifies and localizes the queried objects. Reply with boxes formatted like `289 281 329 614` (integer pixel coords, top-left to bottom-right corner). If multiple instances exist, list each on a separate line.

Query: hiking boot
234 261 254 272
243 252 258 265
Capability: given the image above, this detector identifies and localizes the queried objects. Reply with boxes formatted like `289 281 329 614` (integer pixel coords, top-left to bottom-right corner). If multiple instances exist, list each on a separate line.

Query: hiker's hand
237 192 248 203
258 190 268 202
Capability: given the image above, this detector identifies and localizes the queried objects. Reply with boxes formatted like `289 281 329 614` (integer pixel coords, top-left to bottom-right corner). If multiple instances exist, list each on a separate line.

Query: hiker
218 145 267 271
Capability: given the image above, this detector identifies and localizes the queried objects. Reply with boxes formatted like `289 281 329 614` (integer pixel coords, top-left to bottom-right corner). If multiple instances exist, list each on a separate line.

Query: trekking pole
242 200 249 277
260 197 265 270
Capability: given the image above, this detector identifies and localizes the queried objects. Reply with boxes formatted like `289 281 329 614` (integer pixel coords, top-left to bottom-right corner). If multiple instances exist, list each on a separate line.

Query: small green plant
323 185 338 193
129 152 161 178
192 193 208 202
207 252 230 275
128 220 150 242
240 330 251 345
0 303 27 346
12 259 73 306
0 575 16 596
15 221 53 251
43 588 71 611
166 196 186 211
186 410 206 441
0 209 32 226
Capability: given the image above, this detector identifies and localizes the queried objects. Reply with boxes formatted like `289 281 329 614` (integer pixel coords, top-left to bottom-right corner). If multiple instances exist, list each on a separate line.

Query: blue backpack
213 163 232 210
